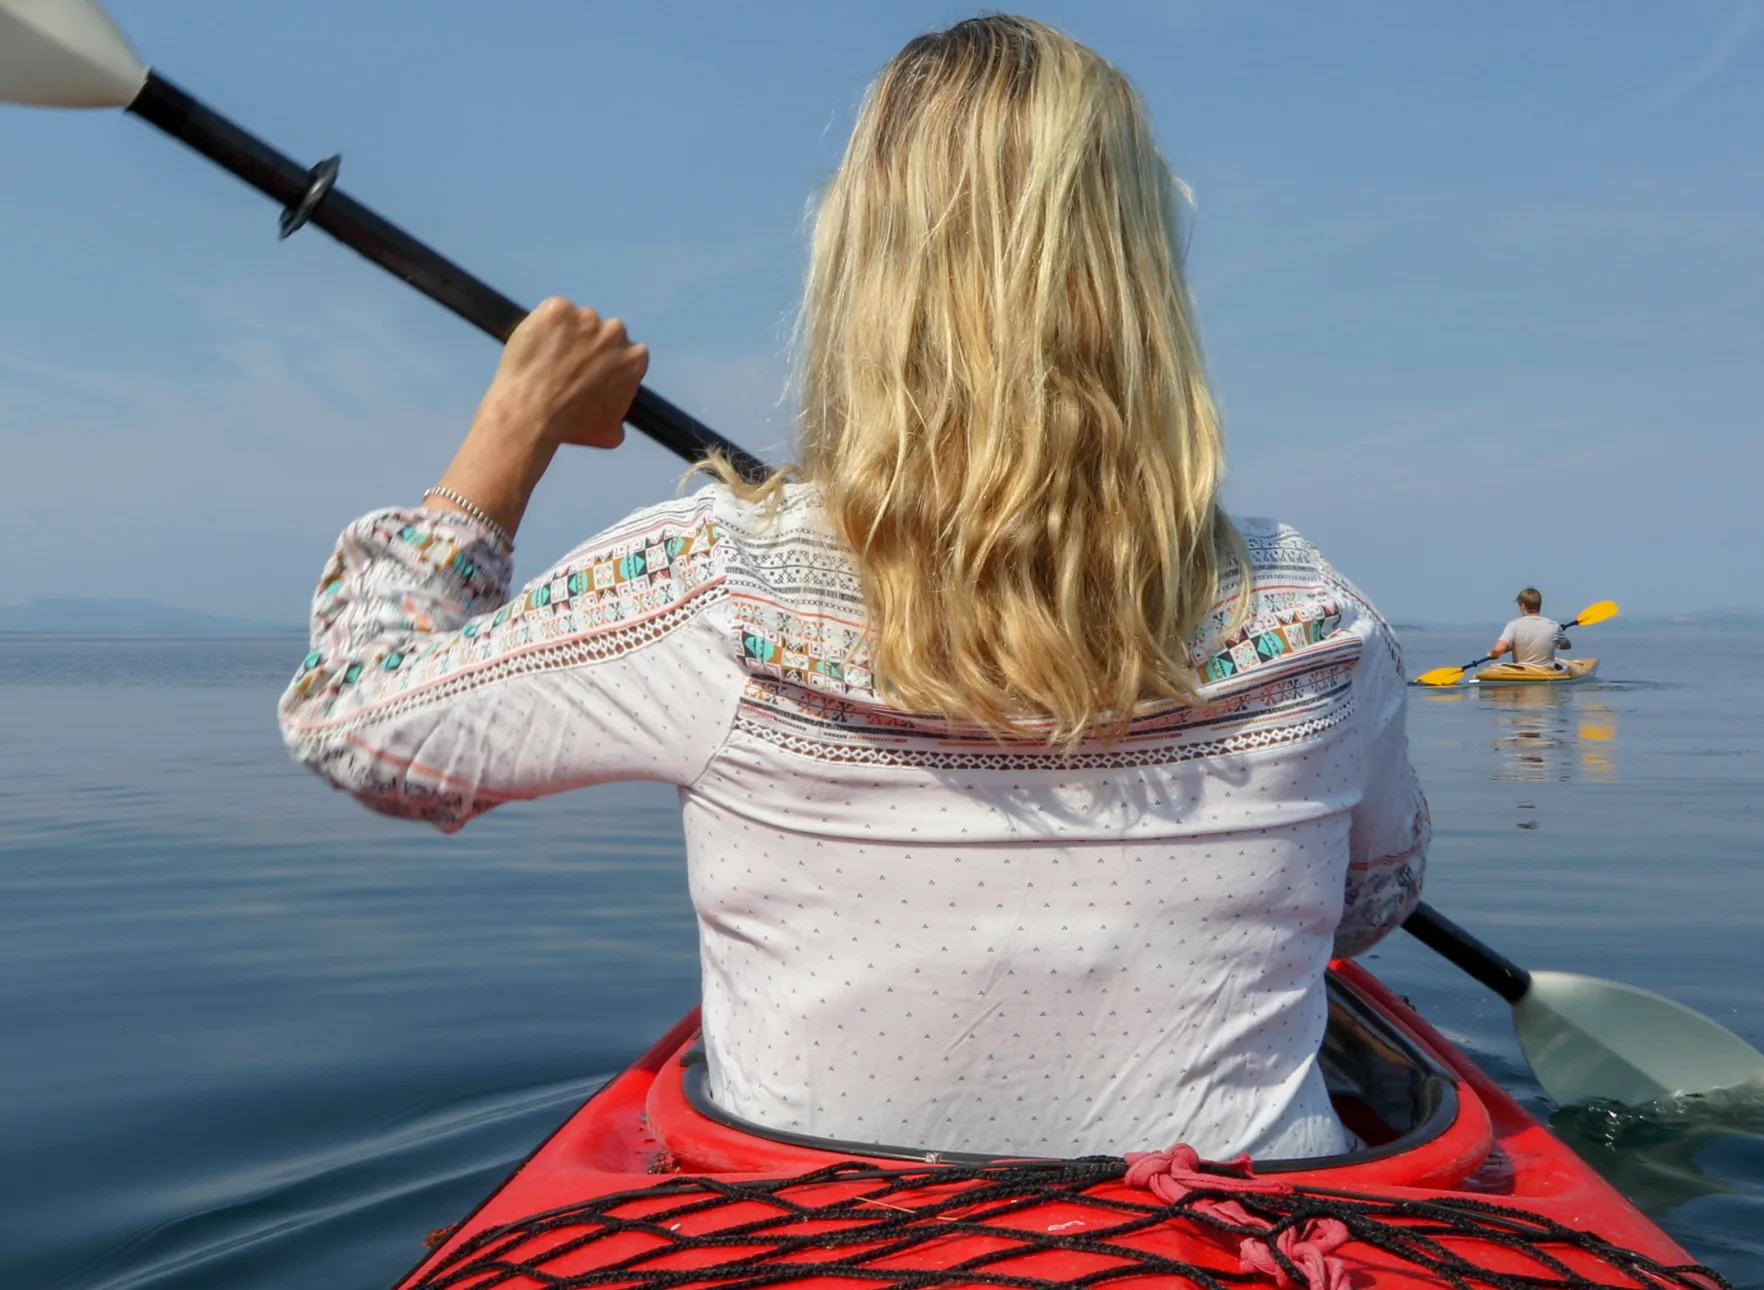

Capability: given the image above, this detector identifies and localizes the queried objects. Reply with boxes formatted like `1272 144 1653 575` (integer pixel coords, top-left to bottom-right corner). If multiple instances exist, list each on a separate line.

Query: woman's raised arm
276 298 744 831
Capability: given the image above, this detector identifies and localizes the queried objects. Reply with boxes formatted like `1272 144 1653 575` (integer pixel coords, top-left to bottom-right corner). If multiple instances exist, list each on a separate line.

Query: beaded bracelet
422 486 514 549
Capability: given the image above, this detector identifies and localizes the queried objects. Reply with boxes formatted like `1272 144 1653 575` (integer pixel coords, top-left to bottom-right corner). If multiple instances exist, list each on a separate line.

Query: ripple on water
29 1070 613 1290
1550 1089 1764 1285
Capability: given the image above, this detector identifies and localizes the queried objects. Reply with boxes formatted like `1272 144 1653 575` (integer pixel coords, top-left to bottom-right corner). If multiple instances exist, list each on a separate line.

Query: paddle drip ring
278 153 339 239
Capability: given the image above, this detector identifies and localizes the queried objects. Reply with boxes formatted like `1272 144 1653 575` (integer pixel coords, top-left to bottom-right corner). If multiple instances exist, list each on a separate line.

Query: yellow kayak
1469 657 1599 686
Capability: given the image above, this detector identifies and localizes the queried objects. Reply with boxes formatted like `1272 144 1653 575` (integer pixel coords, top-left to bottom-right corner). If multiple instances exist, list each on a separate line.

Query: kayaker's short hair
702 14 1246 746
1517 588 1543 613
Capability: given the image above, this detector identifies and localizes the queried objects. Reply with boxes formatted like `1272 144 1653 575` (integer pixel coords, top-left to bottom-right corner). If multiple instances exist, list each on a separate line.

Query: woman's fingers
555 341 648 449
488 298 649 449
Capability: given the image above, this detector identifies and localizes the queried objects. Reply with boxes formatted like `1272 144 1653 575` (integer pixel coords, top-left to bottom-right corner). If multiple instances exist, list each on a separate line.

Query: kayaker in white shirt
1490 588 1572 669
281 15 1428 1164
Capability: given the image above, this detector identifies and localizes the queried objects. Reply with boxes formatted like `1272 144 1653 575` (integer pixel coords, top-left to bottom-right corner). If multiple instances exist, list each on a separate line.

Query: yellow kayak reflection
1578 701 1617 782
1480 684 1618 784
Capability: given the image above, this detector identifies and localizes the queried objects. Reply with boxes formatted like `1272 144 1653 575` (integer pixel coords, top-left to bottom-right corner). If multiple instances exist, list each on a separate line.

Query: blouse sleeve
1323 565 1431 958
277 490 744 833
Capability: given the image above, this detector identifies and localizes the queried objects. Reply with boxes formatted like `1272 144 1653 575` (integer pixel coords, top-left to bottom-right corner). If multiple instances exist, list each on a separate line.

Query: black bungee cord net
405 1158 1730 1290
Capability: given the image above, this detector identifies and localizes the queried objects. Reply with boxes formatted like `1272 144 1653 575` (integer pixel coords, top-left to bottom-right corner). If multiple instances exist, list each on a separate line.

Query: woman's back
281 480 1426 1158
279 13 1427 1163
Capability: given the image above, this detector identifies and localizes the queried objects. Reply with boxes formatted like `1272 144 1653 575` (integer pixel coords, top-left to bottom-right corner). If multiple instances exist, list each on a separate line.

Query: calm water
2 628 1761 1287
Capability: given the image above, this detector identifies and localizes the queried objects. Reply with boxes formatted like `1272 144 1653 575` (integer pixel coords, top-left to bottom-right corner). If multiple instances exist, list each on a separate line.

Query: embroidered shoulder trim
719 485 877 698
1194 597 1344 683
290 495 729 735
733 699 1354 771
709 492 1368 772
735 636 1363 771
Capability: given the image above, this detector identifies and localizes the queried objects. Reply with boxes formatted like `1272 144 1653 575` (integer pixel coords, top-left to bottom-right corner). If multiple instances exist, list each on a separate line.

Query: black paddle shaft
1401 902 1532 1005
125 71 769 483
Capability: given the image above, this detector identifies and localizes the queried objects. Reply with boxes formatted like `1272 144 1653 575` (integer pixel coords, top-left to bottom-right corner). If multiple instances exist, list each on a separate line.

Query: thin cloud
1651 0 1764 107
1485 205 1764 256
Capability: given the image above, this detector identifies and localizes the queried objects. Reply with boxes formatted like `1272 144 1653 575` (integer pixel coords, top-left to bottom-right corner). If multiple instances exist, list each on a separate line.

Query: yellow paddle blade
1413 665 1468 687
1574 599 1619 626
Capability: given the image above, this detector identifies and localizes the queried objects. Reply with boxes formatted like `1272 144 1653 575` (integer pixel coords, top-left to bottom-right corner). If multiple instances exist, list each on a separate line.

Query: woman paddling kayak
279 15 1428 1162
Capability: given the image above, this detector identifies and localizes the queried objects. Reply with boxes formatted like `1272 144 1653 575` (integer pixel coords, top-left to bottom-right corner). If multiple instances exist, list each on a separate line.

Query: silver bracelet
422 486 514 549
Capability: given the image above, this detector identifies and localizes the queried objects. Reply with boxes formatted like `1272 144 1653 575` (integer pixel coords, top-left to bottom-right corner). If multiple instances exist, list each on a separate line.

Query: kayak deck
392 961 1701 1289
1471 657 1599 686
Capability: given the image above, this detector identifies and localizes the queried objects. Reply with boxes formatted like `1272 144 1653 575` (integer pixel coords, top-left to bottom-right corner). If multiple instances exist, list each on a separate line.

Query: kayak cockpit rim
677 973 1462 1174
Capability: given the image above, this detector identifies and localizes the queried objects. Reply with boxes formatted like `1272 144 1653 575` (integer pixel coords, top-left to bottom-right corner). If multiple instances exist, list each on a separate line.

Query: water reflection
1479 686 1618 785
1415 687 1468 706
1578 702 1618 783
1553 1085 1764 1218
1484 685 1572 783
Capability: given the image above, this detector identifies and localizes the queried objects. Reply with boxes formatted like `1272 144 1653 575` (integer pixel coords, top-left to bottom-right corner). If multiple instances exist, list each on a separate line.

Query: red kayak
393 961 1721 1290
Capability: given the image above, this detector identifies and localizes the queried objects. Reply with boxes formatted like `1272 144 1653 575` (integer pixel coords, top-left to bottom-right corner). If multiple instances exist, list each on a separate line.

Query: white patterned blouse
280 482 1428 1162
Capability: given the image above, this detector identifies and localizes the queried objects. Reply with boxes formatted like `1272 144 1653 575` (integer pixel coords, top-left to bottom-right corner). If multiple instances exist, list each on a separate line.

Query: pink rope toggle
1123 1145 1350 1290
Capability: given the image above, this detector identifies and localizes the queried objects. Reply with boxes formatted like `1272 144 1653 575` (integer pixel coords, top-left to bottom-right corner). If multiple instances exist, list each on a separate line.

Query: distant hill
1395 608 1764 632
3 597 1758 638
0 598 302 636
1601 608 1764 631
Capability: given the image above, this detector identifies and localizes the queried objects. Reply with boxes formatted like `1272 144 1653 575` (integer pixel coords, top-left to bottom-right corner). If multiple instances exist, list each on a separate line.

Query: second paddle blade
1413 667 1466 687
1515 969 1764 1107
0 0 145 108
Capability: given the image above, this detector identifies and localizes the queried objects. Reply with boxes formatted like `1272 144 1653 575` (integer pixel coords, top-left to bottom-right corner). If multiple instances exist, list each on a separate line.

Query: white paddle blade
0 0 145 108
1515 969 1764 1107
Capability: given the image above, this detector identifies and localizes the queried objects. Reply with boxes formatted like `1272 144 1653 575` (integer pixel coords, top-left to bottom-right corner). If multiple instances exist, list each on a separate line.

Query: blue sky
1 1 1759 625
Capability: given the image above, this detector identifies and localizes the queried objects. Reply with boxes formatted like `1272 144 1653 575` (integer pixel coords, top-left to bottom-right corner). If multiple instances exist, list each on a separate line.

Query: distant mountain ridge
1394 608 1764 631
0 598 302 636
1623 607 1764 630
3 597 1760 638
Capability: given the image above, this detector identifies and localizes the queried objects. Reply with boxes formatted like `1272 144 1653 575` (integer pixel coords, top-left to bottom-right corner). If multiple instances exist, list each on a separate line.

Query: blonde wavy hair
711 14 1244 743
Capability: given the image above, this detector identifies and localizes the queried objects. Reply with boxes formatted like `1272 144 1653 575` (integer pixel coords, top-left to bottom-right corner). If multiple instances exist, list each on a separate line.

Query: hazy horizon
2 2 1760 624
5 595 1761 638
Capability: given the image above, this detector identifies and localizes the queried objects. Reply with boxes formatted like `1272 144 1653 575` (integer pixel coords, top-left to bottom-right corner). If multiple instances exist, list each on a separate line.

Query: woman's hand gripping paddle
1403 902 1764 1107
1411 600 1619 686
